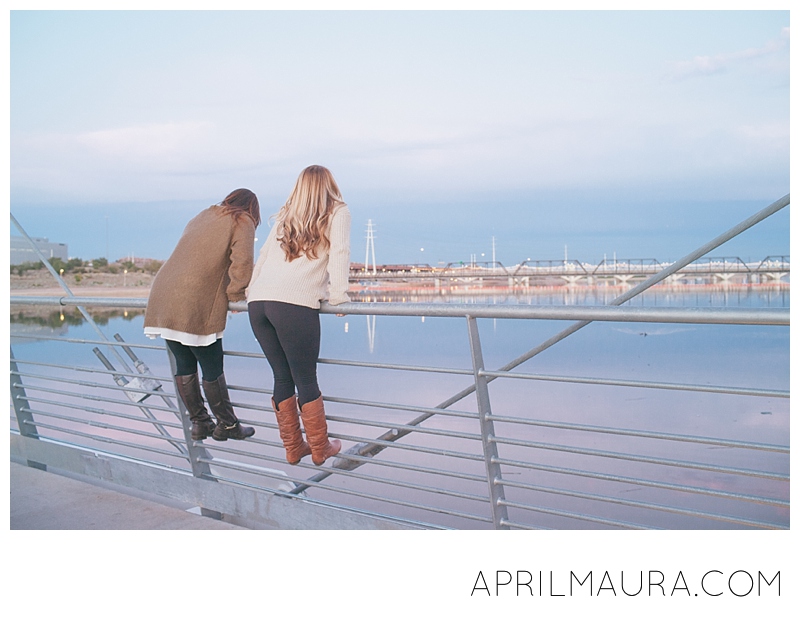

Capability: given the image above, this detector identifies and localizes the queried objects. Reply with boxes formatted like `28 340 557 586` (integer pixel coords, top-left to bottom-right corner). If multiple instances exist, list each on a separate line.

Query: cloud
12 119 284 202
75 121 215 168
666 27 789 80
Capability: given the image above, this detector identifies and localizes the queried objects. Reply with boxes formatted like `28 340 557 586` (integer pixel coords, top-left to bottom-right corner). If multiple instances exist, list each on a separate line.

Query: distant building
10 236 68 265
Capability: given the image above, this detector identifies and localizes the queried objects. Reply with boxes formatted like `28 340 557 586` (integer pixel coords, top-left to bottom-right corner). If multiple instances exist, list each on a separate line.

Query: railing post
466 316 510 530
164 344 223 519
10 347 46 470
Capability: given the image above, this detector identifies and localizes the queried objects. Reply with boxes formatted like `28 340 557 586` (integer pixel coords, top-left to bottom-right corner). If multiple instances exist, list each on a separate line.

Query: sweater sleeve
226 217 255 302
326 206 351 306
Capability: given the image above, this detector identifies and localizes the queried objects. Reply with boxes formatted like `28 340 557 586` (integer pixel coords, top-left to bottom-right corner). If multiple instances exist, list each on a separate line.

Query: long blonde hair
275 165 346 261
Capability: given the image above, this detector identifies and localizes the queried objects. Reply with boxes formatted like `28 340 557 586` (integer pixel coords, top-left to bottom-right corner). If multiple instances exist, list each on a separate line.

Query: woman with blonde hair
145 188 260 442
247 165 350 465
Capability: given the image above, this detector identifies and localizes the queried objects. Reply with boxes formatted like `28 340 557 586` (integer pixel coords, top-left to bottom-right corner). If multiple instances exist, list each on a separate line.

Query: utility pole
365 219 377 275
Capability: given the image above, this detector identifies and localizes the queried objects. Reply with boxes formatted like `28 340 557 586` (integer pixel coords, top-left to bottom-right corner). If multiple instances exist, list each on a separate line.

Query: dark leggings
166 338 224 382
248 300 321 407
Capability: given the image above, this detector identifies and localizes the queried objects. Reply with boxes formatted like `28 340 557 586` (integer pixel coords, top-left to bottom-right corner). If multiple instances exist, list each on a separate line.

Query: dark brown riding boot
202 373 255 441
273 395 311 465
175 373 216 441
299 395 341 466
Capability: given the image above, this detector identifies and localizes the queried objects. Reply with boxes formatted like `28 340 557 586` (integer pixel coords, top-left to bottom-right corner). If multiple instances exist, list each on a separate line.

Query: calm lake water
10 286 790 529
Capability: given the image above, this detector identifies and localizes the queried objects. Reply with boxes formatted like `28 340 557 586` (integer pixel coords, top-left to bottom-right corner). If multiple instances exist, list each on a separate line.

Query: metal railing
9 297 789 530
8 195 790 529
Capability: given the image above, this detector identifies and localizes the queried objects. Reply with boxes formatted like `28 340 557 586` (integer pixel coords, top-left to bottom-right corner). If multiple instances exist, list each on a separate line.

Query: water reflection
10 306 145 327
10 321 69 345
366 315 376 353
350 285 790 308
10 307 146 346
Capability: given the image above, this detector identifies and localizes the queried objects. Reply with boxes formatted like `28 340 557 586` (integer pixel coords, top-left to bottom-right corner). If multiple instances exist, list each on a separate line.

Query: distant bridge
350 256 789 287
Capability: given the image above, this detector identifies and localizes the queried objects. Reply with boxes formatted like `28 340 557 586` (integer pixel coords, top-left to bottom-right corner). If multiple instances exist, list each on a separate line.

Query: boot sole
212 432 255 441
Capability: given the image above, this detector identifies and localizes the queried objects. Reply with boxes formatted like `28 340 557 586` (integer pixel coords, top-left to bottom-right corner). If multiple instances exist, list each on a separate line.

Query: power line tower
365 219 377 275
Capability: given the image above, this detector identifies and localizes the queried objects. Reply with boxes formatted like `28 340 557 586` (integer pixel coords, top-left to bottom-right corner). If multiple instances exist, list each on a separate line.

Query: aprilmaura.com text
471 570 780 597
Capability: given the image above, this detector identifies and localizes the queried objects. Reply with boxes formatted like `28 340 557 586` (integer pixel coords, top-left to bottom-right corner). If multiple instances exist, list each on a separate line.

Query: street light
123 269 128 287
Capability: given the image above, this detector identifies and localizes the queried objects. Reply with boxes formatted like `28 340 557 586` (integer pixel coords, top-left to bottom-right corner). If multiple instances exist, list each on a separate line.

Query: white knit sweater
247 206 351 309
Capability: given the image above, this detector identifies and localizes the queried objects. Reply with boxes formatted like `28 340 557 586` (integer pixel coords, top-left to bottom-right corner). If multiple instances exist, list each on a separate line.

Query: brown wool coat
144 206 255 336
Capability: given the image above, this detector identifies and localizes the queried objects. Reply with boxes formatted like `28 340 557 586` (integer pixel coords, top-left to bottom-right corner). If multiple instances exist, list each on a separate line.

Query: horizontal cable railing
486 412 787 453
10 294 789 530
492 455 787 507
493 433 786 481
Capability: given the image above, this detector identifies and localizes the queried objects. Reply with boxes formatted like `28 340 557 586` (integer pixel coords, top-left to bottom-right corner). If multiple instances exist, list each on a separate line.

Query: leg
263 302 340 465
188 339 224 382
261 302 321 407
187 339 254 441
165 340 215 441
299 396 341 466
248 301 297 404
248 301 310 463
271 394 311 465
202 372 255 441
166 338 199 376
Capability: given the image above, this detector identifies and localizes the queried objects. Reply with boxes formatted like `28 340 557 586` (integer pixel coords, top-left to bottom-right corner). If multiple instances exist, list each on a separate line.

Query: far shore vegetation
11 256 163 281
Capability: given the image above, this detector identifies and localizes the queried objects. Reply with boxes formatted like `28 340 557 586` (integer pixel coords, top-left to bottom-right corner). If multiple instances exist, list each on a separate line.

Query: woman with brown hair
144 188 260 442
247 165 350 466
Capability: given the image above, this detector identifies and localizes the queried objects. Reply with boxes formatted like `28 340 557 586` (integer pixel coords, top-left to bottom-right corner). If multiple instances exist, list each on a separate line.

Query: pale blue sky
9 10 791 263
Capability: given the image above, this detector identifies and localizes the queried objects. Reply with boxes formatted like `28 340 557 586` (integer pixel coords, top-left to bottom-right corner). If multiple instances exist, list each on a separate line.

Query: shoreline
10 286 151 298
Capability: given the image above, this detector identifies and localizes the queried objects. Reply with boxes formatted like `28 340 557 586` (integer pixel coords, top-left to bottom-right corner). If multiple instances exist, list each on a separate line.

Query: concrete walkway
9 461 246 530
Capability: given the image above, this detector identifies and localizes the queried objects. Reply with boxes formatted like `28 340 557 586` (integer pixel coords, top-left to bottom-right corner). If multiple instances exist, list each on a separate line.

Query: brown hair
218 188 261 226
276 165 345 261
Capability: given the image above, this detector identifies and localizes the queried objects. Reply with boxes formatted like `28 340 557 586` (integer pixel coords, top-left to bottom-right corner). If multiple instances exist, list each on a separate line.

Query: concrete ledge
10 461 246 530
10 434 423 530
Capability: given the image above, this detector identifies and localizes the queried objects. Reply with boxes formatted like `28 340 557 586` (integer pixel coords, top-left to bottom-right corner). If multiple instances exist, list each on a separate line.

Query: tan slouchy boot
299 396 341 466
273 395 311 465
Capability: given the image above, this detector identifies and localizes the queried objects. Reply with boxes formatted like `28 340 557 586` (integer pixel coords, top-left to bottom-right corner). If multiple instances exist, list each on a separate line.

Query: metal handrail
11 295 790 325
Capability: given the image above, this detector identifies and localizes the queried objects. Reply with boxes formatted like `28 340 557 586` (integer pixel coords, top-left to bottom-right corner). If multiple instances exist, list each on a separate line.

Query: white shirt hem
144 327 222 347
